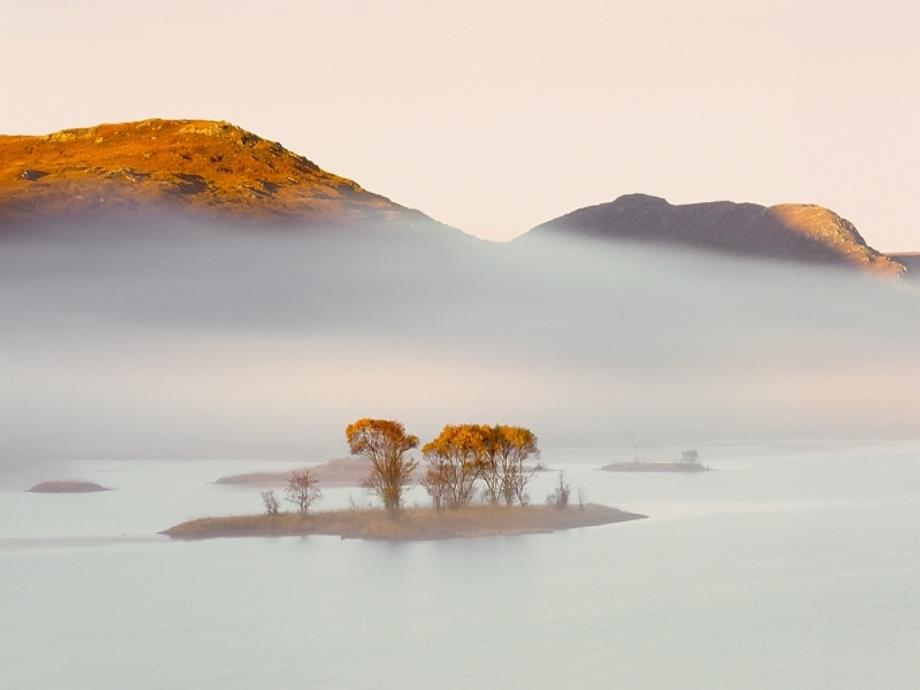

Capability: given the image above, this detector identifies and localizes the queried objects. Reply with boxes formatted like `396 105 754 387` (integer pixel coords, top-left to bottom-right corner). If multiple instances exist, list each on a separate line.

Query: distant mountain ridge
0 119 438 230
521 193 906 277
0 119 910 277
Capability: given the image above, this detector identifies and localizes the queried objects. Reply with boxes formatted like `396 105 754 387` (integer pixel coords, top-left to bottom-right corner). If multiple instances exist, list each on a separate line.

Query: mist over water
1 221 918 463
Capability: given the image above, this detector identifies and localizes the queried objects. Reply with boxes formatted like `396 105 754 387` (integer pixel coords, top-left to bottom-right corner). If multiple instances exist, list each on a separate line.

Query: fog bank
2 222 918 462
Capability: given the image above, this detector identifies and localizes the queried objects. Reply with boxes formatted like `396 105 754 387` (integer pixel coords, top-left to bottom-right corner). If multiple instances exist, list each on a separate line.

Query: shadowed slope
0 119 440 231
522 193 905 277
891 253 919 282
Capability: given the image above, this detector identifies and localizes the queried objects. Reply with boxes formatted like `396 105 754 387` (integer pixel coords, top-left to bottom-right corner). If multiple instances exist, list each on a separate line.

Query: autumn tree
420 424 540 510
422 424 488 509
490 425 539 506
420 462 449 513
478 426 503 505
285 469 321 513
346 418 419 515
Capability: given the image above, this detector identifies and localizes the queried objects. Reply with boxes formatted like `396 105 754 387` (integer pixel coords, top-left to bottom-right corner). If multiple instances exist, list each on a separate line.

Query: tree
420 424 540 509
346 418 419 515
420 462 449 513
477 426 503 505
547 471 571 510
680 449 700 465
261 490 280 516
491 425 539 506
285 469 321 513
422 425 487 509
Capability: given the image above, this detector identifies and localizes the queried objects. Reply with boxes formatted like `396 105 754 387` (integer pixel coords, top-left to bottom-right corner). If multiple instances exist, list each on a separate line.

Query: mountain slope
521 193 905 277
891 253 919 282
0 119 435 230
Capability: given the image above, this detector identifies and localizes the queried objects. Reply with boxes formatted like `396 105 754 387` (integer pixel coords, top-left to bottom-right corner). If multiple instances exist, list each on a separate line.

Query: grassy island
27 481 110 493
161 504 645 542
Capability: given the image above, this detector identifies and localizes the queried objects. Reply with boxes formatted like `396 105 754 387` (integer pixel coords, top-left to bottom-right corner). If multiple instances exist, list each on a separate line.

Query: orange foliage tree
346 418 419 514
421 424 540 509
490 425 539 506
421 425 486 510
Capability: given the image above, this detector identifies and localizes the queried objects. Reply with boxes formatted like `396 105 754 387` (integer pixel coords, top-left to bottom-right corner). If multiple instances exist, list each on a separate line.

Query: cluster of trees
261 469 321 516
258 418 544 517
419 424 539 511
346 418 540 515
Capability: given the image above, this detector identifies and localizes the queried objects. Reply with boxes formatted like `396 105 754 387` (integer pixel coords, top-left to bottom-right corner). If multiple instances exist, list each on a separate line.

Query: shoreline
162 504 646 542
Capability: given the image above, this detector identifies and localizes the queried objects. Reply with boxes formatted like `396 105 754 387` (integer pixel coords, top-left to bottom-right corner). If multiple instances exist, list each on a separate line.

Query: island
601 449 711 473
161 504 646 542
601 461 712 473
27 481 111 493
215 457 387 488
216 457 549 488
185 419 644 541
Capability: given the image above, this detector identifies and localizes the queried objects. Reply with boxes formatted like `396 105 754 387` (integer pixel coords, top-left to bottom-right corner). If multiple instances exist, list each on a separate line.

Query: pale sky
3 0 918 250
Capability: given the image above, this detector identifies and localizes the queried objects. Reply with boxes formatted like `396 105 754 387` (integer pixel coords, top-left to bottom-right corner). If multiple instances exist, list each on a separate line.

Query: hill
0 119 439 231
891 253 919 281
0 121 908 277
521 193 905 277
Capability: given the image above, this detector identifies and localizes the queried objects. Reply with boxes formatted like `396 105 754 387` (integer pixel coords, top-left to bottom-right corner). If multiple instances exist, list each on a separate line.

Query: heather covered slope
522 193 905 277
0 119 440 230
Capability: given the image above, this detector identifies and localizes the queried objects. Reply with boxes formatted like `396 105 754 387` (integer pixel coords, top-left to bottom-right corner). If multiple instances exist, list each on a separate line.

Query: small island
601 462 710 473
173 418 646 542
215 457 389 488
27 480 111 493
162 504 645 541
216 456 550 489
601 449 711 473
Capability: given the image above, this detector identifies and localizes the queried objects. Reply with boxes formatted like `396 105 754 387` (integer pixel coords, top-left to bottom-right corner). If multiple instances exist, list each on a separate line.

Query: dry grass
162 504 645 541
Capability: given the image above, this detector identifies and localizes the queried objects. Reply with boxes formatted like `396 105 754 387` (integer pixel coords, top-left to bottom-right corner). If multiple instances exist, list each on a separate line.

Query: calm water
2 443 918 689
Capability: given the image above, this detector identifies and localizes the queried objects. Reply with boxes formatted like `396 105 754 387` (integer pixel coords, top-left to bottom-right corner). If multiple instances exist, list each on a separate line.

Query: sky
2 0 919 250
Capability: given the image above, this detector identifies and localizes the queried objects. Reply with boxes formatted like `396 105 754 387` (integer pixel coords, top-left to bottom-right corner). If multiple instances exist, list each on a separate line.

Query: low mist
2 220 918 465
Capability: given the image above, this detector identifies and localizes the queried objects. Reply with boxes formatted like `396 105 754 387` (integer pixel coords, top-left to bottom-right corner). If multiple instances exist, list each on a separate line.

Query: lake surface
2 443 918 689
